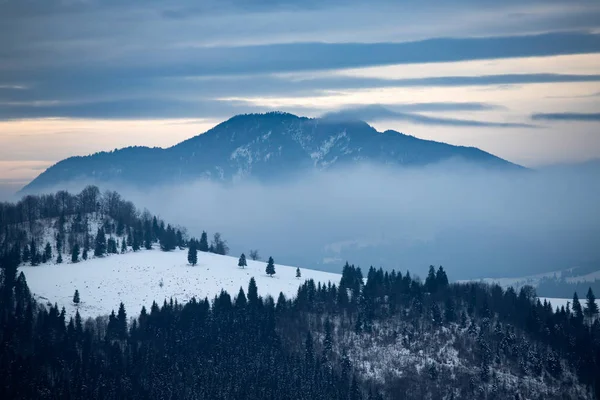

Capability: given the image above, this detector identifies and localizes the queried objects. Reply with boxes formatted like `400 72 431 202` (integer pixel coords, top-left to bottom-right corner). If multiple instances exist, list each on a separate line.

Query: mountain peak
22 112 521 192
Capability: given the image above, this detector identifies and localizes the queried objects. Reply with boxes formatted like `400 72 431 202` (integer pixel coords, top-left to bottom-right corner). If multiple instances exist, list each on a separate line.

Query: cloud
71 162 598 280
531 112 600 121
322 105 535 128
1 73 598 120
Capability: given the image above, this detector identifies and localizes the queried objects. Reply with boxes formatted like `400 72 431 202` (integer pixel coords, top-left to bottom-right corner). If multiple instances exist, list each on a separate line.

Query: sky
1 0 600 197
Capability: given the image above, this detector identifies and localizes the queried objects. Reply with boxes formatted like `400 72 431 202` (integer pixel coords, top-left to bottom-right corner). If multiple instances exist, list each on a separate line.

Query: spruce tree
199 231 209 252
57 252 63 264
266 256 275 277
424 265 437 293
121 238 127 253
238 253 247 268
323 319 333 355
94 228 107 257
71 243 80 263
235 287 247 308
296 267 301 279
144 228 152 250
56 232 63 255
22 244 30 263
117 302 127 339
436 266 449 289
73 289 80 304
107 237 117 254
247 277 258 306
573 292 584 322
30 238 39 266
585 287 599 324
44 242 52 262
188 239 198 266
132 230 140 251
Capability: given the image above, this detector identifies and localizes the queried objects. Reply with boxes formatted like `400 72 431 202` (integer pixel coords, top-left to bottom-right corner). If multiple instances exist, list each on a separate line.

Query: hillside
22 112 521 192
2 188 600 399
20 247 340 318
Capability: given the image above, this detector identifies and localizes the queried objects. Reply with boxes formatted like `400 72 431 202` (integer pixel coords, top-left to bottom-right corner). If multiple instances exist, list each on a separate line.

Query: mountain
22 112 521 192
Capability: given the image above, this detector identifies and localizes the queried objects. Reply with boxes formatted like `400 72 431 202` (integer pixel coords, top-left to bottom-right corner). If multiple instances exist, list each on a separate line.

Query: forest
1 249 600 398
0 186 229 266
1 187 599 399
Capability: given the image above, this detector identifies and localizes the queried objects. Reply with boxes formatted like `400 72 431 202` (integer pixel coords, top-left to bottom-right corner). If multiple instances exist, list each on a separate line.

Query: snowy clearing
539 297 571 311
19 249 341 319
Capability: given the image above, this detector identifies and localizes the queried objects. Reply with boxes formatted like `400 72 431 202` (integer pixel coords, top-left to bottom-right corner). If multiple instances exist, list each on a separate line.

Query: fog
103 161 600 280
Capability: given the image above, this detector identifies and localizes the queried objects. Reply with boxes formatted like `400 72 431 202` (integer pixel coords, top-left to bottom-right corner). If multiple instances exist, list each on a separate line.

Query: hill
22 112 521 192
20 247 339 319
2 187 600 399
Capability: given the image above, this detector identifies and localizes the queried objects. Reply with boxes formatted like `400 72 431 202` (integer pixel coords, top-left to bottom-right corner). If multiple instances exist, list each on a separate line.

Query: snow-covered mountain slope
22 112 521 192
19 248 340 319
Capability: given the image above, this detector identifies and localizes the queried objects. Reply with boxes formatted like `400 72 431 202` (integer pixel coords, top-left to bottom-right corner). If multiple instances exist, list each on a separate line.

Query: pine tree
116 219 124 236
57 252 63 264
235 287 247 308
83 234 89 259
56 232 63 255
44 242 52 262
296 267 301 279
266 256 275 277
188 239 198 266
436 266 449 289
22 244 30 263
94 228 107 257
323 319 333 355
73 289 80 304
247 277 259 306
573 292 584 322
107 237 118 254
424 265 437 293
199 231 209 252
132 230 140 251
30 238 39 266
71 243 80 263
144 228 152 250
117 302 127 339
160 225 177 251
584 287 599 324
238 253 247 268
121 238 127 253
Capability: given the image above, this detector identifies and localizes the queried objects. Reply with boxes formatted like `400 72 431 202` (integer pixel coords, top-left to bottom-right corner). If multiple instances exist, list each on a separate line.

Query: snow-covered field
539 297 571 311
19 249 341 319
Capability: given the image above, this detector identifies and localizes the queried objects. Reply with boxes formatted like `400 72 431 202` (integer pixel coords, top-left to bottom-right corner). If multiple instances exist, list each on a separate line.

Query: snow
19 248 341 319
539 297 571 311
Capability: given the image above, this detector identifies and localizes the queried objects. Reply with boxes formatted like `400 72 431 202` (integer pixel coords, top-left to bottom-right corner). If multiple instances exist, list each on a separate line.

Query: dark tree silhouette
71 243 80 263
249 249 260 261
188 239 198 266
266 256 276 277
94 228 106 257
199 231 209 252
238 253 247 268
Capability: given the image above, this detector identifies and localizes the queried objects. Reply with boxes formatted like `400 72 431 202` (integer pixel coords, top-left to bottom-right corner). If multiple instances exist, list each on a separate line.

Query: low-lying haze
102 162 600 280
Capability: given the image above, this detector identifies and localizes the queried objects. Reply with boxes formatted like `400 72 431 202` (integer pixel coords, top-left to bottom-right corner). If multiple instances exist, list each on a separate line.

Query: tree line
0 186 230 266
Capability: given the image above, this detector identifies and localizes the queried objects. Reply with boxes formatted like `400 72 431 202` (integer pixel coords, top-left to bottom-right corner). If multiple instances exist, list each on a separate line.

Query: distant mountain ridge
23 112 522 192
